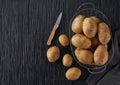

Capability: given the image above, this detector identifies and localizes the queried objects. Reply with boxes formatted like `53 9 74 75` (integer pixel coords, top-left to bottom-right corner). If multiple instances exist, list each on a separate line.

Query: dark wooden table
0 0 120 85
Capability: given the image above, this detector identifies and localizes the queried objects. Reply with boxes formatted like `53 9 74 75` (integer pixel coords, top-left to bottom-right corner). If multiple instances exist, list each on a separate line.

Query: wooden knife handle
47 25 57 46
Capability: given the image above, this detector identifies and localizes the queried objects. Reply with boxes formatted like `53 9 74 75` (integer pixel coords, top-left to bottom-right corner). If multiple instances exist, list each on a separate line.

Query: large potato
83 17 97 38
94 45 108 66
98 22 111 44
65 67 82 80
71 34 91 48
75 48 94 65
47 46 60 62
72 15 85 33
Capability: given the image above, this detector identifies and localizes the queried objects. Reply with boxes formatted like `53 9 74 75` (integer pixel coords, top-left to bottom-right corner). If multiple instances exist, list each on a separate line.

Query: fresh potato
91 36 100 49
72 15 85 33
47 46 60 62
83 17 97 38
75 48 94 65
65 67 82 80
71 34 91 48
98 22 111 44
90 16 100 24
62 54 73 67
94 45 108 66
59 34 69 47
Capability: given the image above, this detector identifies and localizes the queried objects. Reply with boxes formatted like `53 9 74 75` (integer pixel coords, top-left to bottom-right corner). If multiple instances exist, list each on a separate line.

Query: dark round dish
69 7 114 74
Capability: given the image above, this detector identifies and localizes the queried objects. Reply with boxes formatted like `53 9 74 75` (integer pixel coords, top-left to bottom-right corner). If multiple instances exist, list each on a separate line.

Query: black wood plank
0 0 120 85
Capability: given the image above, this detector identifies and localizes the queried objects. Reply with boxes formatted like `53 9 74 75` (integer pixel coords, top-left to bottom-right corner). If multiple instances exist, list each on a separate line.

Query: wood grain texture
0 0 120 85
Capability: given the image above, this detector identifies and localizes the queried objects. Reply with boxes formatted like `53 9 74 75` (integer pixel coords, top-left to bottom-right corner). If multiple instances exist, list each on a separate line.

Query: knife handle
47 25 57 46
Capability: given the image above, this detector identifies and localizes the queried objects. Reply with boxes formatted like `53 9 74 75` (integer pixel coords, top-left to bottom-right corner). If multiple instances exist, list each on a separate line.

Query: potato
83 17 97 38
71 34 91 48
72 15 85 33
65 67 82 80
59 34 69 47
91 36 100 49
90 16 100 24
94 45 108 66
74 48 81 58
62 54 73 67
47 46 60 62
98 22 111 44
75 48 94 65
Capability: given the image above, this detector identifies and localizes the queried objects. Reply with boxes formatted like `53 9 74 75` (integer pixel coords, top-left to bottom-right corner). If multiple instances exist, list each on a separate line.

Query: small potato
59 34 69 47
90 16 100 24
98 22 111 44
72 15 85 33
83 17 97 38
91 36 100 49
65 67 82 80
94 45 108 66
47 46 60 62
75 48 94 65
71 34 91 48
62 54 73 67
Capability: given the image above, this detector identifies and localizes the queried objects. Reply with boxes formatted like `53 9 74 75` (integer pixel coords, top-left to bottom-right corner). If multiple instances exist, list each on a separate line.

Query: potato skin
91 36 100 49
62 54 73 67
65 67 81 80
59 34 69 47
83 17 97 38
74 48 81 58
71 34 91 48
75 48 94 65
72 15 85 33
90 16 100 24
47 46 60 62
98 22 111 44
94 45 108 66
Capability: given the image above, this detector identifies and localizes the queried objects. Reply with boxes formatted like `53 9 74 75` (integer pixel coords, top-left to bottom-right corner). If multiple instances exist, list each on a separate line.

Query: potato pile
71 15 111 66
46 14 111 81
47 34 82 80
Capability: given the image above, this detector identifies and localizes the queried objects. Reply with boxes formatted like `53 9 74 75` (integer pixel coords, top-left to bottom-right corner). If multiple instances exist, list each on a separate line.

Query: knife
47 12 63 46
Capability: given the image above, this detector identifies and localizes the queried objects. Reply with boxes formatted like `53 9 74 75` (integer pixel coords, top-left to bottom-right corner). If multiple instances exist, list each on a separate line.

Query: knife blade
55 12 63 27
47 12 63 46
